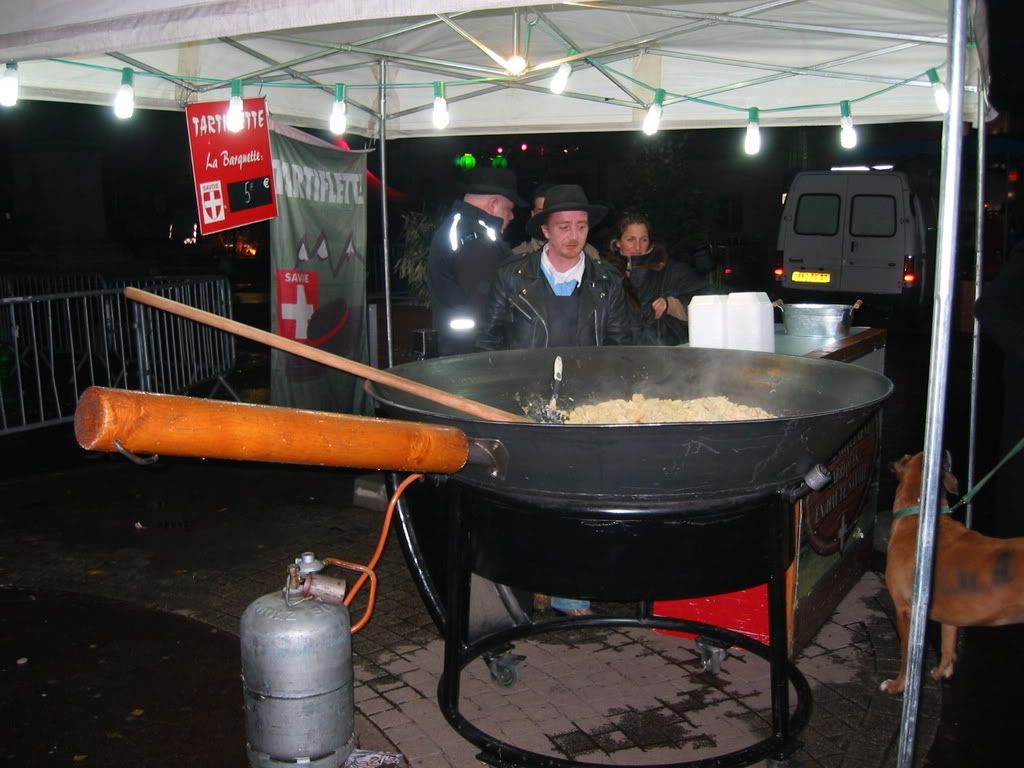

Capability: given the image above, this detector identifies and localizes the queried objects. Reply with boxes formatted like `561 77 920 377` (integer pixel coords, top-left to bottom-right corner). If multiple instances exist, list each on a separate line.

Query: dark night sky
986 0 1024 117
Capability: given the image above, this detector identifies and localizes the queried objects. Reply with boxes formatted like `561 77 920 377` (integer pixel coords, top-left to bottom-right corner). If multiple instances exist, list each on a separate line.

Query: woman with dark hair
604 210 710 345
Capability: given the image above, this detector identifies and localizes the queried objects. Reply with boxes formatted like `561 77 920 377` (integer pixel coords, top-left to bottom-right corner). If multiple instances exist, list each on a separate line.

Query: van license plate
792 271 832 284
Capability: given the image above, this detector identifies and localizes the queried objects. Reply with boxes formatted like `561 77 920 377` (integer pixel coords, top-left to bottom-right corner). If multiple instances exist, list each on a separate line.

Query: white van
775 170 928 305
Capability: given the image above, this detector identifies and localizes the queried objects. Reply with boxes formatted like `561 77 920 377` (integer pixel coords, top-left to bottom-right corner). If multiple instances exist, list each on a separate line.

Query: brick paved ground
0 456 939 767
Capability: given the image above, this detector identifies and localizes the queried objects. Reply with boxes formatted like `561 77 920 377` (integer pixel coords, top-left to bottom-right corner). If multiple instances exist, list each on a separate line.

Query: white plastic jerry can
687 294 727 348
724 292 775 353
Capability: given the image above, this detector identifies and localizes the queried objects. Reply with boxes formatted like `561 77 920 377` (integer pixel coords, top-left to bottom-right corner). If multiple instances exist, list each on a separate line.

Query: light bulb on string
550 50 576 95
839 100 857 149
329 84 347 135
642 89 665 136
113 68 134 119
0 62 18 107
550 61 572 94
744 108 761 155
432 81 450 130
927 68 949 113
226 79 245 132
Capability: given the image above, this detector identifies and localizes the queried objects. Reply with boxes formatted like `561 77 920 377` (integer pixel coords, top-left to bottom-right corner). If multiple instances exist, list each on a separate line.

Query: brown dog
881 452 1024 694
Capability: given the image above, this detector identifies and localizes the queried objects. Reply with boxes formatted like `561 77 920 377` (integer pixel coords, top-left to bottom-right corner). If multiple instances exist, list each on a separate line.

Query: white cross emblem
200 181 225 223
281 284 316 340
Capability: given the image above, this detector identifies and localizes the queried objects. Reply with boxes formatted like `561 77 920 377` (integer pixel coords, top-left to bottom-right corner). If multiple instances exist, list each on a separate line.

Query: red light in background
520 143 528 151
903 272 917 284
723 267 734 276
772 267 784 277
496 146 504 154
1009 169 1019 183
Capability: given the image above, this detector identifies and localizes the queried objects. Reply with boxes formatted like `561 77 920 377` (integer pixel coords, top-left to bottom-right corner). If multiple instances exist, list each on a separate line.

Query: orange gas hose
324 472 423 634
322 557 378 634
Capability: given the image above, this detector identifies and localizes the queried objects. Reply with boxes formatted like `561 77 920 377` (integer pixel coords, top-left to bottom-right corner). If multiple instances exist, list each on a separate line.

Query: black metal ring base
438 614 812 768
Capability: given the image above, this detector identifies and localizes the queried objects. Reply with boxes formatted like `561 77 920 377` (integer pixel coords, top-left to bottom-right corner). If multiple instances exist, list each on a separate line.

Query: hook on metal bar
113 439 159 466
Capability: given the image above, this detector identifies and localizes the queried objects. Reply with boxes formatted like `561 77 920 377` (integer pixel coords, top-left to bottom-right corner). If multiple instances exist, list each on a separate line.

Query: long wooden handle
75 386 471 474
123 287 532 424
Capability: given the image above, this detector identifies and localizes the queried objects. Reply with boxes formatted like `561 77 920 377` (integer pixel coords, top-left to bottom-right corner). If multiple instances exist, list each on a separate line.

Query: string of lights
0 54 951 150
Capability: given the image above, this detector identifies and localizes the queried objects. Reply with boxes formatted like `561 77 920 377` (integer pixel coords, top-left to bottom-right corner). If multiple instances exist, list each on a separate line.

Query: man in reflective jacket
427 167 526 356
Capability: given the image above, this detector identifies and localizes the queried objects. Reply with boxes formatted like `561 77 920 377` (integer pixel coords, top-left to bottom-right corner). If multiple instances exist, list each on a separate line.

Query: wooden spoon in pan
123 287 533 424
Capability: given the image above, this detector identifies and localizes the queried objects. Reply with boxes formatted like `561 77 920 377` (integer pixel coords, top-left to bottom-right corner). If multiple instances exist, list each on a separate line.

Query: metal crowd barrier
0 275 238 435
0 272 108 298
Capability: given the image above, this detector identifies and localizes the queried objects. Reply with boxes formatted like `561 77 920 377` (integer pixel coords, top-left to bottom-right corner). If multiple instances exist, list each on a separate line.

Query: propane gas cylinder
240 563 354 768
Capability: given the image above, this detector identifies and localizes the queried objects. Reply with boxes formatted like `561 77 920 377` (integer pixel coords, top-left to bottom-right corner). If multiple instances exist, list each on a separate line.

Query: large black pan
367 345 892 501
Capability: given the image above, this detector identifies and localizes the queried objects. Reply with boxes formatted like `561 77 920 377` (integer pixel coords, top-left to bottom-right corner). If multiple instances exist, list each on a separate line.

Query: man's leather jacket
475 250 634 350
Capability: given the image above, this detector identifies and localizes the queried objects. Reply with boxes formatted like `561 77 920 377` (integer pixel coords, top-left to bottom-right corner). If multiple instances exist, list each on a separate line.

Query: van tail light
902 255 917 287
772 266 785 280
723 267 734 276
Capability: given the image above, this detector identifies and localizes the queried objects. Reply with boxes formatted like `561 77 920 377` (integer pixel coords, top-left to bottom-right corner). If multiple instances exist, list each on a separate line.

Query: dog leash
949 433 1024 513
892 504 950 520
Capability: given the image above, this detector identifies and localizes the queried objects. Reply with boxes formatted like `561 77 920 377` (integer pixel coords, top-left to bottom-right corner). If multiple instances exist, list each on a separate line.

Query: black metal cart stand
436 483 813 768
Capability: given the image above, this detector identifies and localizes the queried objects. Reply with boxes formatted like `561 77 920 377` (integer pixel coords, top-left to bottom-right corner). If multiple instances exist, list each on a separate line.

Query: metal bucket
777 301 861 339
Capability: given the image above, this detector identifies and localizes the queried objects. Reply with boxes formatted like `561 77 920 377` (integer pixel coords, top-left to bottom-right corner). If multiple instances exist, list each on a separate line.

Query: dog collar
892 504 951 521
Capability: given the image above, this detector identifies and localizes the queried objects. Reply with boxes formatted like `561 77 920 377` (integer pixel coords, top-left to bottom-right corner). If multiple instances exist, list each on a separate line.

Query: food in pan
564 393 774 424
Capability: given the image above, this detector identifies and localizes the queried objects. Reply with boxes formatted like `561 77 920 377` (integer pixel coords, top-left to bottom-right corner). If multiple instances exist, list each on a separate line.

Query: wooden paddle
75 386 472 473
123 287 532 423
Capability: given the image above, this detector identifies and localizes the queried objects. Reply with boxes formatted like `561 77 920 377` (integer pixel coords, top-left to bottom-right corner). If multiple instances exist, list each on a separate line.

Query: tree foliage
394 209 438 303
621 133 714 256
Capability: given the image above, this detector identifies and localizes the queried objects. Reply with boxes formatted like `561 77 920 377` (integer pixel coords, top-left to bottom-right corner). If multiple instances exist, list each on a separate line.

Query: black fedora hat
526 184 607 239
456 167 526 207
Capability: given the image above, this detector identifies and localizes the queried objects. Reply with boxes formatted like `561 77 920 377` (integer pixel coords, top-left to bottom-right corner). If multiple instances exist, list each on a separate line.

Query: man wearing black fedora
427 167 526 356
511 183 600 261
476 183 633 352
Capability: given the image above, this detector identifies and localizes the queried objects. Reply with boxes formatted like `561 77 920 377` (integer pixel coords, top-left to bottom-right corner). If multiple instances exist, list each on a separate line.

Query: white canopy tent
0 3 995 767
0 1 989 137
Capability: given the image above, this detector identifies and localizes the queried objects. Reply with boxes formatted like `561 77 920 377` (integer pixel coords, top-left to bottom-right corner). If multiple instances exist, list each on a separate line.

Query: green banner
269 126 368 413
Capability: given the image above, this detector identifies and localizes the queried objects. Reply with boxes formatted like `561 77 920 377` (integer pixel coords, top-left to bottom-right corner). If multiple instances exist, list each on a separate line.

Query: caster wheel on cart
488 659 519 687
766 758 792 767
484 648 526 688
696 637 728 675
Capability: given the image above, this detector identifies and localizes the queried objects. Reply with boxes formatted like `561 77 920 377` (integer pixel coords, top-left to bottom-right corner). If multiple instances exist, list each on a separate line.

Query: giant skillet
77 289 892 600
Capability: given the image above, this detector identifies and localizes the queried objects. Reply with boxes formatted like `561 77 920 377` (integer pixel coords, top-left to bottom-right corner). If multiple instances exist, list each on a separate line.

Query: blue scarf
541 259 579 296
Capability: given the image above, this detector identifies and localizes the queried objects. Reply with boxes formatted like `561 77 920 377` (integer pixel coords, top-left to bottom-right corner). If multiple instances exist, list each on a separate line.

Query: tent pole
378 58 395 368
896 1 969 765
966 73 987 530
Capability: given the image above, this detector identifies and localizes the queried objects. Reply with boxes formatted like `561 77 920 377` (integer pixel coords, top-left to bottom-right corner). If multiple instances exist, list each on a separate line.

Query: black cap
456 167 526 207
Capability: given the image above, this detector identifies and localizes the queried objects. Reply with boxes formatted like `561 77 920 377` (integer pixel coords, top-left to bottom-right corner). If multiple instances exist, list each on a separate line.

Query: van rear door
779 173 846 291
839 173 906 294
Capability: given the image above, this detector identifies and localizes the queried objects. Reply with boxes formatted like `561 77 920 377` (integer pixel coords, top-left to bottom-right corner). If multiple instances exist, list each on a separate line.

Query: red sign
276 270 320 342
185 97 278 235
